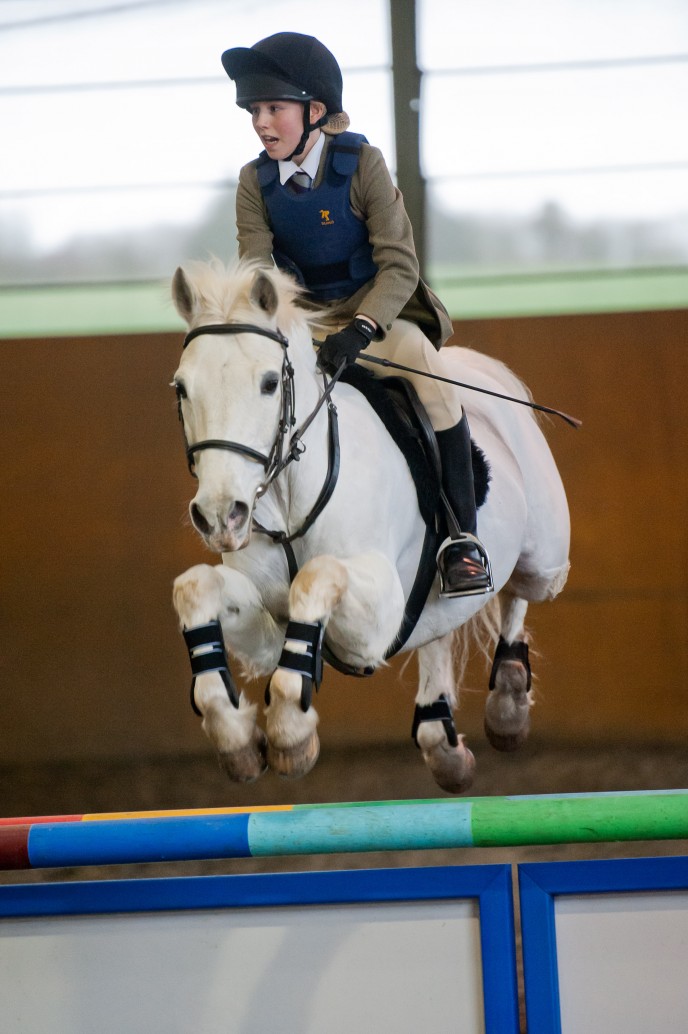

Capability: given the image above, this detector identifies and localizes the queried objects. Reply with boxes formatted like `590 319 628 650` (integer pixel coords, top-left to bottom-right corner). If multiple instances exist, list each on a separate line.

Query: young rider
221 32 492 598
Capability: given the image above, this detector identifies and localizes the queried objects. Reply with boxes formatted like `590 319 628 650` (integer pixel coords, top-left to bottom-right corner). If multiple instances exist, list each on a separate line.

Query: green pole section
470 793 688 847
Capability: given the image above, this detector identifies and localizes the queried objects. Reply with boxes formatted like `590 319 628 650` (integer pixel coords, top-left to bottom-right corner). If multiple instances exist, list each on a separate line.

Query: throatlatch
267 620 325 712
183 620 240 715
411 693 459 748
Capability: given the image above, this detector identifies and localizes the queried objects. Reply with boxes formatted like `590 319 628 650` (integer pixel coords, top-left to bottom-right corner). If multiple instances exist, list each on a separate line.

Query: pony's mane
182 257 324 339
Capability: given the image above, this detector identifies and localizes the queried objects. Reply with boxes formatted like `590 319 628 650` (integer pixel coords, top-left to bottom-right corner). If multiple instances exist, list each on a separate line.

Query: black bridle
179 322 296 487
176 321 341 544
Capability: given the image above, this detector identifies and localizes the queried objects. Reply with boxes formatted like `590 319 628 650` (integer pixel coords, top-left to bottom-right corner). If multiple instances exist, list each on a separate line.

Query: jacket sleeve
236 162 274 263
347 144 421 333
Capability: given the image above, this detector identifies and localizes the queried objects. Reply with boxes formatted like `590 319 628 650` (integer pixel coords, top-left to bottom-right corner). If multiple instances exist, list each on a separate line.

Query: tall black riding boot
435 415 493 597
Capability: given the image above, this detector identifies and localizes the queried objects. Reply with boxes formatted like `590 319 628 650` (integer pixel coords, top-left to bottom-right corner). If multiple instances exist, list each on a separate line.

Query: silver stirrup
436 532 494 599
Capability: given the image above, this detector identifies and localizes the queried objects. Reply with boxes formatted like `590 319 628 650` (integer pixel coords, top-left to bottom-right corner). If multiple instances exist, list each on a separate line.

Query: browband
183 323 288 349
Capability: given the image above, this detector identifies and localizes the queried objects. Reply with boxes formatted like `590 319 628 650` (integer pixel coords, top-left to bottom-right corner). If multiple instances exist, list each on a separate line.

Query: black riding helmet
221 32 350 159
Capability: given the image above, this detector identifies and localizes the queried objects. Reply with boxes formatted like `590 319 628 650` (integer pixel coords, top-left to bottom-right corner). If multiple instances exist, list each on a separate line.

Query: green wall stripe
1 267 686 339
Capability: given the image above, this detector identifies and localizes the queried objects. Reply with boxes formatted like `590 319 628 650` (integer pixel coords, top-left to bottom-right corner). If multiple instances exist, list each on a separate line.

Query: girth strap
183 620 240 714
383 521 441 660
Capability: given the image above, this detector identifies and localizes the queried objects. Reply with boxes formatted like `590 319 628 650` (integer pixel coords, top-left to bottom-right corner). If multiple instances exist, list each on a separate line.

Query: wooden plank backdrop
2 309 686 764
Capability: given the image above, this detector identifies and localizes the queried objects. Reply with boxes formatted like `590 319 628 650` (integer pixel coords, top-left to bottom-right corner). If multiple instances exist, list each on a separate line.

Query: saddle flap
338 367 442 526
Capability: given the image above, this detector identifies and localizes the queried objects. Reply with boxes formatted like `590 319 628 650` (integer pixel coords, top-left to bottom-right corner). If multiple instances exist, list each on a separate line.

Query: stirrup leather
436 532 494 598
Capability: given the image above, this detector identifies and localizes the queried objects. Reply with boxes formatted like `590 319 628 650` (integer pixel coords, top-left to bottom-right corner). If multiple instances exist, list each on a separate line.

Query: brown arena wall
2 308 687 765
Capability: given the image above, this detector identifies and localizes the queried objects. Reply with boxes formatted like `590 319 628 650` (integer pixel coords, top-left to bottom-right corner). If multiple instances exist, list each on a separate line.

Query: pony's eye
174 381 187 400
261 373 280 396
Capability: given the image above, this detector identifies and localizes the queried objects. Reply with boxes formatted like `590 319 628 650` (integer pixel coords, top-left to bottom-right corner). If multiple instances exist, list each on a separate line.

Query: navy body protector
255 131 378 301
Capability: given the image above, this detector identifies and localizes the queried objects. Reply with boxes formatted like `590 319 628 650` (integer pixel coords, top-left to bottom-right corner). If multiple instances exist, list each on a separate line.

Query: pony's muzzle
190 497 251 552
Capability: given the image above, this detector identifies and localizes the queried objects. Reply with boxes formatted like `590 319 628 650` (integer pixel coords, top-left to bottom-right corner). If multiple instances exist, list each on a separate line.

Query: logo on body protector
320 209 334 226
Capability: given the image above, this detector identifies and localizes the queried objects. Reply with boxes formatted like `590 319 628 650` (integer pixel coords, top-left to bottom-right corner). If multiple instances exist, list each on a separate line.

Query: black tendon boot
435 415 493 597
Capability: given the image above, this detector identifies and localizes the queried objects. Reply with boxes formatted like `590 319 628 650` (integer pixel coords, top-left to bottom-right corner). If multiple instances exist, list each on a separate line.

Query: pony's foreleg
414 634 476 794
484 592 532 752
263 556 348 778
173 563 281 782
264 552 405 778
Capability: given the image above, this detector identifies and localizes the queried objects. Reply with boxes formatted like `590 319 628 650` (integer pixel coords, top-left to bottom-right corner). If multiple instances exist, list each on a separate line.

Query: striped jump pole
1 790 686 871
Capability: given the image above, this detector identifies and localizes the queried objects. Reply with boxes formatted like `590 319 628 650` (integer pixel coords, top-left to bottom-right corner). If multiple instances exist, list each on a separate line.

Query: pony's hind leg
414 634 476 794
173 563 280 782
484 593 532 752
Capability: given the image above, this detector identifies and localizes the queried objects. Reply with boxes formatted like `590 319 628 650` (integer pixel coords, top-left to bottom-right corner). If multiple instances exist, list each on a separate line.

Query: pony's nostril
228 501 249 528
190 502 212 535
191 500 249 536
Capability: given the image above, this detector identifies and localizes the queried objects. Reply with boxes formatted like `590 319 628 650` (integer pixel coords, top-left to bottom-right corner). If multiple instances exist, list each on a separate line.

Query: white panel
0 900 484 1034
555 891 688 1034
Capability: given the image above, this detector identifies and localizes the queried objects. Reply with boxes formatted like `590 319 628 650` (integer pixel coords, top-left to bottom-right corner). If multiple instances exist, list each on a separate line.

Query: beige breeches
355 319 463 432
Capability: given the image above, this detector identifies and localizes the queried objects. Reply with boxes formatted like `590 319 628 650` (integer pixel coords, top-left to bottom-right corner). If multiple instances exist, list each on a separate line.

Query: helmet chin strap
285 103 329 160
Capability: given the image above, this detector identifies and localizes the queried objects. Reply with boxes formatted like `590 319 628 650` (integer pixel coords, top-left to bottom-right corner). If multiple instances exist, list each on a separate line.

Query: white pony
171 259 570 793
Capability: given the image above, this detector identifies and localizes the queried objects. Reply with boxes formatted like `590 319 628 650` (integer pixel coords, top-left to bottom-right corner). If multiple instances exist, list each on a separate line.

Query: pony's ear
250 271 279 316
172 267 195 323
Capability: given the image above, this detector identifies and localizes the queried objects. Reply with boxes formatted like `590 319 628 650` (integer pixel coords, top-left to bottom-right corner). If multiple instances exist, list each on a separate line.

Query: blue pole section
28 815 252 868
247 801 475 855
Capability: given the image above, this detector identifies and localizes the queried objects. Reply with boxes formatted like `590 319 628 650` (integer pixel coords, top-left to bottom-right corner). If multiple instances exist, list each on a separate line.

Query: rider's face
250 100 322 163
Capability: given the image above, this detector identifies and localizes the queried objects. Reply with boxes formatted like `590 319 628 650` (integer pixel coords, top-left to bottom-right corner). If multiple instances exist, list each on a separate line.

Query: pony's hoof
422 736 476 795
267 730 320 779
484 659 531 752
483 719 530 753
218 728 268 783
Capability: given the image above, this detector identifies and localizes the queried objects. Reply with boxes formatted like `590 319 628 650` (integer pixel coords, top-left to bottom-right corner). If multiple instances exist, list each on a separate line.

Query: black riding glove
317 317 376 375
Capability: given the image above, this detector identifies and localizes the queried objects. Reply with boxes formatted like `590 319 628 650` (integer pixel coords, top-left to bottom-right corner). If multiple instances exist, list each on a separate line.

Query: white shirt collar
278 131 325 185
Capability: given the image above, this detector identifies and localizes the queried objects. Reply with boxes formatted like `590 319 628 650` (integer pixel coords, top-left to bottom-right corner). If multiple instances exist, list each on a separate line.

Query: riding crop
316 346 582 429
